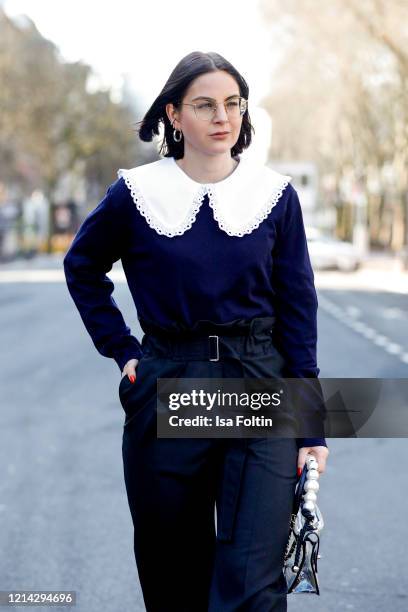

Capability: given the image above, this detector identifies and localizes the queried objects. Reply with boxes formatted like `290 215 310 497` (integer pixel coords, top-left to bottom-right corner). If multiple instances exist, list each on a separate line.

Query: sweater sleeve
271 184 327 449
63 183 143 373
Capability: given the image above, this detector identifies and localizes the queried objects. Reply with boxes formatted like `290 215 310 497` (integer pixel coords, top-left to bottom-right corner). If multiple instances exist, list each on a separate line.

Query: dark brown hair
135 51 255 159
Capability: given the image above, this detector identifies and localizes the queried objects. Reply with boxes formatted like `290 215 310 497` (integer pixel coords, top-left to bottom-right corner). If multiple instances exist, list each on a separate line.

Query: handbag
283 453 324 594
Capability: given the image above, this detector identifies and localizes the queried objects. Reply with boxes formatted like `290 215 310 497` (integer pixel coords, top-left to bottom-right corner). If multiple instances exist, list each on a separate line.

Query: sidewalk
315 252 408 294
0 253 65 270
1 252 408 293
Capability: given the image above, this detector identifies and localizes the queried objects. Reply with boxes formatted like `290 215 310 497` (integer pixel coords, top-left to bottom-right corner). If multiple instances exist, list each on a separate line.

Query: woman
63 51 329 611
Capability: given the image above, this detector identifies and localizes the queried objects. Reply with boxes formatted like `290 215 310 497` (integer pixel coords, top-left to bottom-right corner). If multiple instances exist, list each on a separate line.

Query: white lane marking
373 335 388 346
346 306 361 318
360 327 376 339
384 342 402 355
349 321 368 333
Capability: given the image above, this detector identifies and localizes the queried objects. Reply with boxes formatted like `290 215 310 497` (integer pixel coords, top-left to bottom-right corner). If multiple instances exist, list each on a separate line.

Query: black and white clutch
283 453 324 594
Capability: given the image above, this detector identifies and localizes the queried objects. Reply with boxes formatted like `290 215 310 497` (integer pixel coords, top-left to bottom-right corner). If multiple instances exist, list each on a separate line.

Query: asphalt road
0 258 407 611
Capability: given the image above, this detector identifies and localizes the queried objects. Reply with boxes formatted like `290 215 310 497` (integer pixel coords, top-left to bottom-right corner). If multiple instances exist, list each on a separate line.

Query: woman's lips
210 132 230 139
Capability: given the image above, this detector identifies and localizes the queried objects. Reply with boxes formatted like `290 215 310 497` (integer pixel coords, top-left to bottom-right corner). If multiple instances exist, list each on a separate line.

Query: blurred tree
0 7 153 251
259 0 408 250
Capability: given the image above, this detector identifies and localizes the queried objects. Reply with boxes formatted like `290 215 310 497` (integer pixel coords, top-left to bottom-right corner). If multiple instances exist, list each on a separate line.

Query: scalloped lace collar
117 155 292 238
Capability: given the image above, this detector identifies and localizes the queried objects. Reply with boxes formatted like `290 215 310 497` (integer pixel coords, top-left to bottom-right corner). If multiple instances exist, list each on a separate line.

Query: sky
4 0 284 161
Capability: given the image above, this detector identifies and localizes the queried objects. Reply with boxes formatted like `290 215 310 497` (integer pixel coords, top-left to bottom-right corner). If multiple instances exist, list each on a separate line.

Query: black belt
139 316 277 362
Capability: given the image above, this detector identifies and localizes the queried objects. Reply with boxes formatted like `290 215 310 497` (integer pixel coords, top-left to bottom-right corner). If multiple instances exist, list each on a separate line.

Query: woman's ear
165 103 180 129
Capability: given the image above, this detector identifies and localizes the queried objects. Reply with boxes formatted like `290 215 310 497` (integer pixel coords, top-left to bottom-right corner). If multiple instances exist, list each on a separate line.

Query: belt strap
139 316 277 362
143 332 248 362
139 318 254 339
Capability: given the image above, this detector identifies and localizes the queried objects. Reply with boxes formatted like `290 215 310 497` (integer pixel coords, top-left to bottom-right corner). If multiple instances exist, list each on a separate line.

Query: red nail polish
297 467 302 477
129 375 136 383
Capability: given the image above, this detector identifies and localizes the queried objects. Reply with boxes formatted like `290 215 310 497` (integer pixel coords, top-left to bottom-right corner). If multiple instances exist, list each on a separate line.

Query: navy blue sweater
63 171 327 449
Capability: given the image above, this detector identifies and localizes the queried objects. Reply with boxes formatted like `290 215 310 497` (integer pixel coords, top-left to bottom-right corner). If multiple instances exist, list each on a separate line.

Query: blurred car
305 227 362 272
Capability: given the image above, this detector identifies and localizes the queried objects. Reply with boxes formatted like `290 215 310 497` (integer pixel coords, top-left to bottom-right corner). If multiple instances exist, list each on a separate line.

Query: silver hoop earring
173 127 182 143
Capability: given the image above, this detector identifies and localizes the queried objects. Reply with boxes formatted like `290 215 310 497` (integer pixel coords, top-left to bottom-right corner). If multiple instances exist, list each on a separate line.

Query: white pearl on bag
303 500 315 512
303 491 317 502
306 469 319 480
304 479 319 492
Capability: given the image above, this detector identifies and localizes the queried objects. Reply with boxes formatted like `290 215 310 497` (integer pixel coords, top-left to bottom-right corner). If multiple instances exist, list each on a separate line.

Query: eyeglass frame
175 96 248 121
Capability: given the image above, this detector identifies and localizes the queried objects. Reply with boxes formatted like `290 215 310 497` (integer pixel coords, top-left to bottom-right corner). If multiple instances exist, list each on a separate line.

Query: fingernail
297 467 302 477
129 375 136 383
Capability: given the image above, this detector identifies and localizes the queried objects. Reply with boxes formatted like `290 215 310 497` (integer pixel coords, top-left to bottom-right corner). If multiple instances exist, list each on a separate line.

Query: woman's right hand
121 358 139 383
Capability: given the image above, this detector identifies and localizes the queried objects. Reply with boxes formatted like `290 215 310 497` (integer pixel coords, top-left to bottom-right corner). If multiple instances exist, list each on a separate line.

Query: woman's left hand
297 446 329 476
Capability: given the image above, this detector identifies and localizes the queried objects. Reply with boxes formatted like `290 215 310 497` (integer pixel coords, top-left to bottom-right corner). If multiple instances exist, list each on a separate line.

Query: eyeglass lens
195 98 247 120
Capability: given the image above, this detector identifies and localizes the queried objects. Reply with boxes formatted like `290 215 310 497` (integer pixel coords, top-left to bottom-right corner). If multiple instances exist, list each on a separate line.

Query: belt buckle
208 335 219 361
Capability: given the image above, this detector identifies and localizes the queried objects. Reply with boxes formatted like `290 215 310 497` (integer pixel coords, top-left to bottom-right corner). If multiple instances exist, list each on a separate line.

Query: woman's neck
175 151 239 184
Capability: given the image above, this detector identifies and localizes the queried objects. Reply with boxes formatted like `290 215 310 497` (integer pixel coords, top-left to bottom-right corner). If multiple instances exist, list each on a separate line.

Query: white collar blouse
117 155 291 238
63 154 326 449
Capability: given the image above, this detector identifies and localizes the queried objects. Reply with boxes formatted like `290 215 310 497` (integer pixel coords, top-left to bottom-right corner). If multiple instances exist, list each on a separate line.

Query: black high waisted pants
120 316 298 611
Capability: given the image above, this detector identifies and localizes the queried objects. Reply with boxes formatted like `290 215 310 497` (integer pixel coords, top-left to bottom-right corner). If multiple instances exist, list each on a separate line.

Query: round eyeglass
178 97 248 121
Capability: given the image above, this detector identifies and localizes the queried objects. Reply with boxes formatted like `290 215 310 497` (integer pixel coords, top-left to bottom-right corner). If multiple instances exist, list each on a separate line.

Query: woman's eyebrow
191 94 240 102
